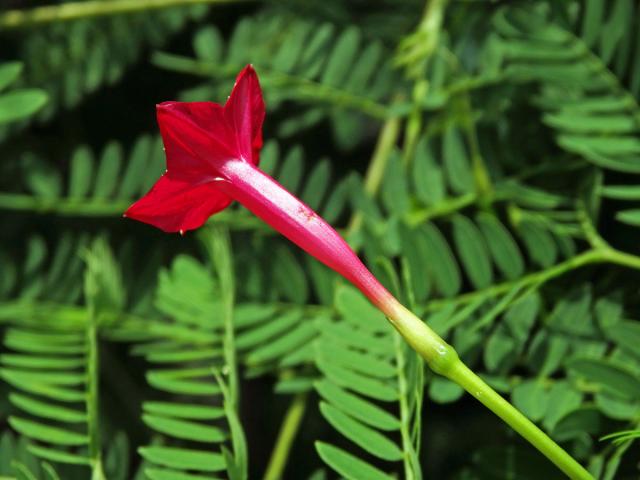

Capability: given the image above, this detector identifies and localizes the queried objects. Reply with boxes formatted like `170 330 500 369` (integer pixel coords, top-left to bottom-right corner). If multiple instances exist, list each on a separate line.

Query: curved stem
263 393 308 480
346 113 401 238
448 362 592 480
387 302 593 480
423 248 604 312
206 227 248 479
406 192 478 226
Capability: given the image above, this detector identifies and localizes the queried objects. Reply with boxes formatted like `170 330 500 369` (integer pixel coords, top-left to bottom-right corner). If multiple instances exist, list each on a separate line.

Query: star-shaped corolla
125 65 392 309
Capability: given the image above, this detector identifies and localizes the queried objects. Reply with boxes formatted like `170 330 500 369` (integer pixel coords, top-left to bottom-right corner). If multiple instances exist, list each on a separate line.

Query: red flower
125 65 393 309
125 65 263 233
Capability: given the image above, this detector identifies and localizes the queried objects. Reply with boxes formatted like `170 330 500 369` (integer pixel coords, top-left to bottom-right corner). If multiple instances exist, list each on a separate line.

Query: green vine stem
424 245 640 314
346 113 401 238
448 361 592 480
0 193 268 231
208 227 240 405
423 249 601 313
263 393 308 480
387 301 593 480
0 0 245 29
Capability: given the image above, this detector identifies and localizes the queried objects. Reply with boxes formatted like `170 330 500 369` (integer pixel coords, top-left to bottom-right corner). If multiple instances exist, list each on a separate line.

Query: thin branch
152 52 391 120
346 113 402 238
263 393 308 480
458 93 492 202
86 314 105 479
0 0 248 29
394 332 417 480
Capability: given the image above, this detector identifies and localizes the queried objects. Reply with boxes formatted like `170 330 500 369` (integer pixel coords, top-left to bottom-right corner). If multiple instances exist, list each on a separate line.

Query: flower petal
224 65 265 166
124 174 232 233
157 101 236 182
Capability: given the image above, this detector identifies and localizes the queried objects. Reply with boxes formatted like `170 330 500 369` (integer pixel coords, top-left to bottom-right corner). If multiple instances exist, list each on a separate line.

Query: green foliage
314 285 422 479
0 62 47 125
493 2 640 231
4 136 167 216
0 3 209 140
0 238 125 477
0 431 67 480
0 137 352 243
124 231 250 480
0 233 89 304
1 0 640 478
153 11 401 149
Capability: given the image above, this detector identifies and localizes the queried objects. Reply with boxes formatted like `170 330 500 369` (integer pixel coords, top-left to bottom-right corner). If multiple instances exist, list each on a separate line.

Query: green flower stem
0 0 245 29
388 302 592 480
263 393 308 480
447 361 592 480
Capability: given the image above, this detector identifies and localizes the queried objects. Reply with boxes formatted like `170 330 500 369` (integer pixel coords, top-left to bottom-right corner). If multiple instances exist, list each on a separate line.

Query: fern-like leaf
0 4 210 141
0 61 47 125
0 238 124 477
494 4 640 175
152 12 402 149
313 285 422 480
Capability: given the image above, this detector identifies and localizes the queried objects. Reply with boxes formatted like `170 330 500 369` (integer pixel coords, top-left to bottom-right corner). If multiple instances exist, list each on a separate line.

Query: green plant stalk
86 320 105 480
393 332 418 480
402 80 428 167
387 301 592 480
405 191 479 226
458 94 492 203
263 393 308 480
0 0 245 29
423 246 640 314
346 113 401 238
447 362 592 480
206 227 239 405
207 228 248 479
